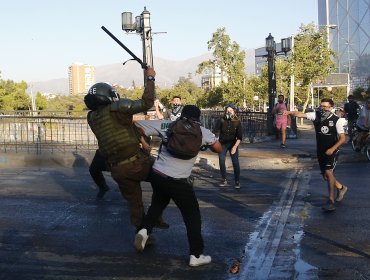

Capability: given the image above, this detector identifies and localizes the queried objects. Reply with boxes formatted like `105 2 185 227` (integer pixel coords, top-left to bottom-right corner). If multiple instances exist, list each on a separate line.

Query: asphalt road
0 123 369 279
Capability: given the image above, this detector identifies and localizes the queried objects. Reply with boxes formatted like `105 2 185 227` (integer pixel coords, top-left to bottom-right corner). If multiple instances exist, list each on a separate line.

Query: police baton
101 26 148 70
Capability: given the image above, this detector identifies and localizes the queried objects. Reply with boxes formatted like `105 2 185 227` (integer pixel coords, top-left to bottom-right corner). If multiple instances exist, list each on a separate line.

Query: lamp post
121 7 153 85
262 33 292 135
265 34 277 135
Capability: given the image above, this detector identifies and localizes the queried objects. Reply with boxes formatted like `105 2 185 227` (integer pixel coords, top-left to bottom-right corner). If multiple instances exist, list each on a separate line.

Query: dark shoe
96 186 110 200
280 143 286 148
322 200 336 212
146 234 156 246
235 181 240 189
154 219 170 229
336 185 348 202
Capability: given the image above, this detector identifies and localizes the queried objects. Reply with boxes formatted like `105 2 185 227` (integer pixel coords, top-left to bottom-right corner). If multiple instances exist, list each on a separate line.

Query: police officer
84 67 156 228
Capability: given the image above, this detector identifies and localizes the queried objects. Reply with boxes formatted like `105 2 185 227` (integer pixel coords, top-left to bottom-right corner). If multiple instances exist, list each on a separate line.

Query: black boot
96 185 110 200
154 216 170 229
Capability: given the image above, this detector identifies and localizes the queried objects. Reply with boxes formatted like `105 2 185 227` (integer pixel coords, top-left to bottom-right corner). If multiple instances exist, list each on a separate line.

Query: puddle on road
293 230 318 280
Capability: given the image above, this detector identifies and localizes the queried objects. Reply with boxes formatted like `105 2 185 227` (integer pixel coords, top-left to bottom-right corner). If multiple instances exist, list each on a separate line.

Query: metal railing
0 111 96 153
0 110 270 153
200 111 269 141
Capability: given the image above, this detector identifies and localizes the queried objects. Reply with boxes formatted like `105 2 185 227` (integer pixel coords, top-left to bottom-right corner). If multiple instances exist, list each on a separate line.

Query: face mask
172 104 181 115
224 112 234 120
278 100 284 104
319 109 331 121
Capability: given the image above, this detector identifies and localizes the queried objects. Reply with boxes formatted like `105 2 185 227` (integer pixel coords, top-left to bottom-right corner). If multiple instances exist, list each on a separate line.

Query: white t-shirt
306 111 346 134
135 120 217 178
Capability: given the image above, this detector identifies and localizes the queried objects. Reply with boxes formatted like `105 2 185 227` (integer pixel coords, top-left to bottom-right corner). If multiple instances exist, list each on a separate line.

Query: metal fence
200 110 268 140
0 110 269 153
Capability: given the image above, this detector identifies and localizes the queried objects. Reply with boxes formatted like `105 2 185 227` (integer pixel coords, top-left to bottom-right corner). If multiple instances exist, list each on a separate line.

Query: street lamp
265 33 277 135
121 7 153 85
265 33 276 111
264 33 292 135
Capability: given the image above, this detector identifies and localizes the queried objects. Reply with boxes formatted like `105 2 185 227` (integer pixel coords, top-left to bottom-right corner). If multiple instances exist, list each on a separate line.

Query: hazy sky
0 0 318 83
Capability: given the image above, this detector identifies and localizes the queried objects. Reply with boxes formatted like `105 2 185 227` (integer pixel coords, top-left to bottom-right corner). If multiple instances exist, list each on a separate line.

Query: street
0 126 369 279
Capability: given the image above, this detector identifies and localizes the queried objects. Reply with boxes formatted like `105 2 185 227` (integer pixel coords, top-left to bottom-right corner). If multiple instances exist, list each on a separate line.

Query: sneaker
235 181 240 189
134 229 148 252
280 143 286 148
336 185 348 202
322 200 336 212
219 179 227 187
189 254 212 267
96 186 110 200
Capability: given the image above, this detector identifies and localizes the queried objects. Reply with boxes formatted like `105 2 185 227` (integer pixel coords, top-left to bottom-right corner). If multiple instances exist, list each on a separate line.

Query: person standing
344 95 360 142
155 95 183 121
133 105 222 267
84 67 156 228
284 98 348 212
215 104 243 189
354 99 370 151
272 94 290 148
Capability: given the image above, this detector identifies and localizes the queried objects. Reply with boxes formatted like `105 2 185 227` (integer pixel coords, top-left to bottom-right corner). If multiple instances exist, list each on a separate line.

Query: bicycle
351 125 370 161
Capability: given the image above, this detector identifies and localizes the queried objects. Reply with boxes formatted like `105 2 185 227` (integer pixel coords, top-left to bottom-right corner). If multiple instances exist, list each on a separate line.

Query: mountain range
29 49 256 95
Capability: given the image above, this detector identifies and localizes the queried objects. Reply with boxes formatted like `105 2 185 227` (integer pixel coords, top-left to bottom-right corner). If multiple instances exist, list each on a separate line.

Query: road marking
229 169 307 279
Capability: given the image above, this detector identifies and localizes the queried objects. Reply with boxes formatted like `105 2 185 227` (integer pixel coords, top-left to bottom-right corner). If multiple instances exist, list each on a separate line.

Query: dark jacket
215 117 243 144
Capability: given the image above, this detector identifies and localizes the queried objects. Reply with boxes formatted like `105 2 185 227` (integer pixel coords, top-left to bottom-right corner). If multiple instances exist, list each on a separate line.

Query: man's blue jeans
218 142 240 183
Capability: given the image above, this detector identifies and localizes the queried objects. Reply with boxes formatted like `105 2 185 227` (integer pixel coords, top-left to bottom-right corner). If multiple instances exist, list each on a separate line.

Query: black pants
142 171 204 256
89 150 109 190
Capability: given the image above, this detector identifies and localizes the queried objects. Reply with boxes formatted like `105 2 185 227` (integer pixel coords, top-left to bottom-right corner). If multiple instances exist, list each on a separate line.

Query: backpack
163 118 203 160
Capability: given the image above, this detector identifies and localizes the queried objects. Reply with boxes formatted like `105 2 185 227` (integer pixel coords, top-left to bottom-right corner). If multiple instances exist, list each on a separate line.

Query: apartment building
68 63 95 95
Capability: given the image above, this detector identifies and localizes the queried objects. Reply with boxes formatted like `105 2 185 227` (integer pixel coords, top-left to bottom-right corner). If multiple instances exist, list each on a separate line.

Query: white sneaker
134 229 148 252
219 179 227 187
189 254 212 267
336 185 348 202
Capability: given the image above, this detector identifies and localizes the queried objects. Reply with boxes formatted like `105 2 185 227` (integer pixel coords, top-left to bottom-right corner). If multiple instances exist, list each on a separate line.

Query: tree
47 95 86 111
290 23 335 112
245 71 268 111
196 88 223 109
0 79 30 110
35 92 47 110
156 77 205 107
197 27 246 107
352 87 370 102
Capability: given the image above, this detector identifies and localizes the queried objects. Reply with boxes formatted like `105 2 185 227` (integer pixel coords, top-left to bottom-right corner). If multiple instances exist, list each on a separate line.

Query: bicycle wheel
351 126 358 151
351 136 357 151
365 143 370 161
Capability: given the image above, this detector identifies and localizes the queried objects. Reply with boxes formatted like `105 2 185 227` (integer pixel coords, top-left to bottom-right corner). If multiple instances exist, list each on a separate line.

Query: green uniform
87 81 155 227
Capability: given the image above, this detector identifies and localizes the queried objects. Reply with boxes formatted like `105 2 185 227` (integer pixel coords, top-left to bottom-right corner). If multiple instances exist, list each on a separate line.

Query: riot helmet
84 82 119 110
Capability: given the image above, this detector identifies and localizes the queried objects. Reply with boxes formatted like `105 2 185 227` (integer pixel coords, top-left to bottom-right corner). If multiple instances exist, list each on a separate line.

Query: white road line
230 169 302 280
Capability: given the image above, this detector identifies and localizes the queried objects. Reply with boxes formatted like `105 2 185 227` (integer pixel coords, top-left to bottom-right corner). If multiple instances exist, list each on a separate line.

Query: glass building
318 0 370 89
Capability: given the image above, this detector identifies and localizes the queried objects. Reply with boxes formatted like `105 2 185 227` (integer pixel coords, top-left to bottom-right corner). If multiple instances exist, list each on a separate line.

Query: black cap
180 105 201 122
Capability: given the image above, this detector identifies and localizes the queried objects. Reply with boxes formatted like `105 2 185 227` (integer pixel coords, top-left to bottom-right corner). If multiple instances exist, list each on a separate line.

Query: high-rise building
318 0 370 89
68 63 95 95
